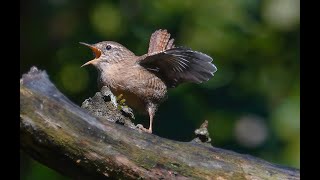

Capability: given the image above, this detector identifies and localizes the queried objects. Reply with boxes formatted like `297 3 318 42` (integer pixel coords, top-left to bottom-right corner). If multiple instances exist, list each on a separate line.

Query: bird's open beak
79 42 102 67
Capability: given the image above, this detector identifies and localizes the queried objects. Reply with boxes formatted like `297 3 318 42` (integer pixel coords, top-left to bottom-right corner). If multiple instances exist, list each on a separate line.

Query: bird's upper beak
79 42 102 67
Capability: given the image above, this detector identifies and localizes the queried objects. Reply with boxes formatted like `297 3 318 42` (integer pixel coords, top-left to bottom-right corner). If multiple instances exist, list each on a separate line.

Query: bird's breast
99 63 167 113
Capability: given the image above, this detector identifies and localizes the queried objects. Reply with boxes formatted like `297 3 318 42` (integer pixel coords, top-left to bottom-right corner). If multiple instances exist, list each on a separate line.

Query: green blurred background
20 0 300 179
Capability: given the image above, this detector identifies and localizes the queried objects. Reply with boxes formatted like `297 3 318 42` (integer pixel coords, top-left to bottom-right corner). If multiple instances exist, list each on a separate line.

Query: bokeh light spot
262 0 300 31
90 2 124 38
235 115 268 148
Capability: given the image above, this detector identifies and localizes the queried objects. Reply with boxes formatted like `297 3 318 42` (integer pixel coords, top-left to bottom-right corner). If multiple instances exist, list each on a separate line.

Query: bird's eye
106 45 112 50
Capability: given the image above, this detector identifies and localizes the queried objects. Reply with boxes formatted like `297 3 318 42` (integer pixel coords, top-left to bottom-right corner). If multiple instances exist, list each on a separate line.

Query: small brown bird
80 29 217 133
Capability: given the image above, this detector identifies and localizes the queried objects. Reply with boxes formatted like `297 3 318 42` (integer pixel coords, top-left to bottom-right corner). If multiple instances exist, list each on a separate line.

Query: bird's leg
137 105 155 134
147 109 154 133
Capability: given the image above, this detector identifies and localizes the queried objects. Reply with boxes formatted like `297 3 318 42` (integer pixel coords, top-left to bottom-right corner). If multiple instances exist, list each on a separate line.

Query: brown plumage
80 29 217 133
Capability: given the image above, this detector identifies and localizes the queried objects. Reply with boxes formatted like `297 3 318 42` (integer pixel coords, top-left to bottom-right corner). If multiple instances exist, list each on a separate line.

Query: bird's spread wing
148 29 175 55
139 46 217 88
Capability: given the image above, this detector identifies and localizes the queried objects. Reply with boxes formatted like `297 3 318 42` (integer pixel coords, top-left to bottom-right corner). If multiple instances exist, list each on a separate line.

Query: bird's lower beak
79 42 102 67
81 59 98 67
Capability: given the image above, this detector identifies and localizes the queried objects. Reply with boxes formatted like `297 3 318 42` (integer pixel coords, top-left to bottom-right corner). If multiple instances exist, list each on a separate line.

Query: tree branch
20 67 300 179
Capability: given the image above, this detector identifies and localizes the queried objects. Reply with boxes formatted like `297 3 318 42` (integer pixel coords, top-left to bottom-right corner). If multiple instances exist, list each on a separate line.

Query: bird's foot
136 124 152 133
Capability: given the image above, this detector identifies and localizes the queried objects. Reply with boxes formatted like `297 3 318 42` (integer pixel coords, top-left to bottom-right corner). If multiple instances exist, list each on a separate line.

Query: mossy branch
20 67 300 180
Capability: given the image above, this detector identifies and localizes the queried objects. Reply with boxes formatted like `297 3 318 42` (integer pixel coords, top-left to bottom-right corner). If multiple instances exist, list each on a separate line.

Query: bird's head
80 41 135 67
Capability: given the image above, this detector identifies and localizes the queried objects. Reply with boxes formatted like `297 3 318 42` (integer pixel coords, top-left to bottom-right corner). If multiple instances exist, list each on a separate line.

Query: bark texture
20 67 300 180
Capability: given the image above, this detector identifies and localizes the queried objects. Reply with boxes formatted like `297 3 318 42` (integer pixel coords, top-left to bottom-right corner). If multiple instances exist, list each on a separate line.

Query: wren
80 29 217 133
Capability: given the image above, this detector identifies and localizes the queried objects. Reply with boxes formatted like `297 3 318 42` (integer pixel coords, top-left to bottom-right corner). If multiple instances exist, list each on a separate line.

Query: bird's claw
136 124 152 133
